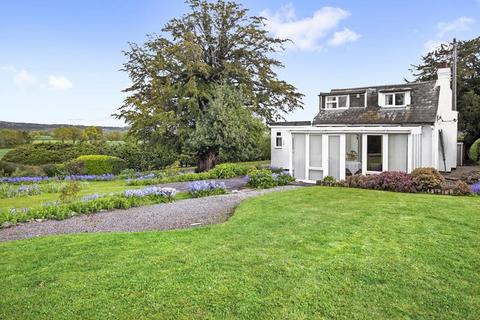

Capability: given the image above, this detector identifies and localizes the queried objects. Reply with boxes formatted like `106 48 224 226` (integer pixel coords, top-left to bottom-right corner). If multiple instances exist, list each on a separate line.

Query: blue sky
0 0 479 126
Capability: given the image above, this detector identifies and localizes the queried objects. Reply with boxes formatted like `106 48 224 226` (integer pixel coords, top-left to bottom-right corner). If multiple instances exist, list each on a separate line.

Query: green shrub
64 159 86 175
411 167 445 191
247 169 276 189
59 181 81 202
41 163 65 177
72 155 127 175
209 163 253 179
469 138 480 164
323 176 336 183
3 143 106 165
0 160 22 176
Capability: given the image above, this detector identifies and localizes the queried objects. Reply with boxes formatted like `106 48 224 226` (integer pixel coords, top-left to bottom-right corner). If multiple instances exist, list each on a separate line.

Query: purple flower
471 183 480 195
0 176 51 184
123 186 176 198
64 174 115 181
188 180 226 193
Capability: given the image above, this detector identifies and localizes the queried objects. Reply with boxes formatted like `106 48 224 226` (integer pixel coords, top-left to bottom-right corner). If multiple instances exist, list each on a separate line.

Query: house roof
313 80 439 125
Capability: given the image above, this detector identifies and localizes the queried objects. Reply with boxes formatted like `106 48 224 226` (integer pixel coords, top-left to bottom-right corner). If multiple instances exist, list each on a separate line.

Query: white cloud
48 75 73 90
14 70 36 85
0 65 16 73
261 5 357 51
437 17 474 36
328 28 361 46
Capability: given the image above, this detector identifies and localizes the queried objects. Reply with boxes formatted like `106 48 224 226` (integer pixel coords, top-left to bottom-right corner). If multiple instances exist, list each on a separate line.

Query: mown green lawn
1 187 479 319
0 148 11 159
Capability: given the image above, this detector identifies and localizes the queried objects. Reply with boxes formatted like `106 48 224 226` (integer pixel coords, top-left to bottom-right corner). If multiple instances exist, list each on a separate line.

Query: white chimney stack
437 67 451 82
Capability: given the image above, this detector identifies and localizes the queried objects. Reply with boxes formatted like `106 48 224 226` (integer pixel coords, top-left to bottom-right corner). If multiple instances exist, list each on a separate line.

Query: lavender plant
188 180 227 198
471 183 480 195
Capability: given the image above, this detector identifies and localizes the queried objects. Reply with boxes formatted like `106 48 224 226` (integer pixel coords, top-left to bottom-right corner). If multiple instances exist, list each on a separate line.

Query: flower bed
0 174 116 184
318 168 476 196
188 180 227 198
0 186 177 228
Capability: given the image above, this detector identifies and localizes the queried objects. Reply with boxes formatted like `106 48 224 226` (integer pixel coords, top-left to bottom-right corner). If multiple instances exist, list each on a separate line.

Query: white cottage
270 67 458 182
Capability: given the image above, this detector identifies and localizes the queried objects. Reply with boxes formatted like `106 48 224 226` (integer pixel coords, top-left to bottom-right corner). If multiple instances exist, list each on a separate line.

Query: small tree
84 126 103 142
53 127 70 143
67 127 83 144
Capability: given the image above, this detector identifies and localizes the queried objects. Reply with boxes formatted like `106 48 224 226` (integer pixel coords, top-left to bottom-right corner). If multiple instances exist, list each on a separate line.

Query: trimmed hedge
469 138 480 164
69 155 127 175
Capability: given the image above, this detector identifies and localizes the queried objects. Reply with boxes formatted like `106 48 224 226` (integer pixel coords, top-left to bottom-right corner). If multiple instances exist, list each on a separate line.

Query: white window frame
275 131 283 148
325 95 349 109
381 92 408 107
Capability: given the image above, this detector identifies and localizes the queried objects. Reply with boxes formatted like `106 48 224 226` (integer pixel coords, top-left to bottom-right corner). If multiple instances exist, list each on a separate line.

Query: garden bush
209 163 254 179
469 138 480 164
375 171 415 193
3 143 106 165
411 167 445 191
188 180 227 198
451 180 472 196
70 155 127 175
344 174 378 189
247 169 293 189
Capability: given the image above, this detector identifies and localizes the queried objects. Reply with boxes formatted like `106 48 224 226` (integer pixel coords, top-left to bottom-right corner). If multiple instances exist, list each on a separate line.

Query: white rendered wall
270 128 292 169
434 68 458 172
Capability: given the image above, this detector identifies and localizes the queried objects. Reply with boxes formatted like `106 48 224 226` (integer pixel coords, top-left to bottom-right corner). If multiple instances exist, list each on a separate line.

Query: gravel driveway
0 185 299 242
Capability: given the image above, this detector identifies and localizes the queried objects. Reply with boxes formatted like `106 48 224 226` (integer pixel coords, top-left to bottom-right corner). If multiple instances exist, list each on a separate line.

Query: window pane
338 96 347 108
309 170 323 181
309 135 322 167
326 96 335 102
367 135 383 171
388 134 408 171
345 134 362 175
385 94 393 105
327 102 337 109
395 93 405 105
276 137 282 147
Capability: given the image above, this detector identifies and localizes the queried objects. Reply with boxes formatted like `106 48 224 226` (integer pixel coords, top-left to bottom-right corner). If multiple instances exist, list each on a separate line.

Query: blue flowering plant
188 180 227 198
0 174 116 184
0 186 178 228
471 183 480 195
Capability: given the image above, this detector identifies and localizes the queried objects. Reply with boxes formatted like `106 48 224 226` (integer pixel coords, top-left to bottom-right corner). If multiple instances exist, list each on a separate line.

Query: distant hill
0 121 128 132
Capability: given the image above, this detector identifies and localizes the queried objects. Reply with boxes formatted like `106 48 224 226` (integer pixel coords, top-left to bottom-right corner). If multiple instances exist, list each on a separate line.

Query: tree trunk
197 150 217 172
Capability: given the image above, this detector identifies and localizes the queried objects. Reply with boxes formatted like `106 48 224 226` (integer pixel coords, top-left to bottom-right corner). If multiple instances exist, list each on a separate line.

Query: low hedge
67 155 127 175
469 138 480 164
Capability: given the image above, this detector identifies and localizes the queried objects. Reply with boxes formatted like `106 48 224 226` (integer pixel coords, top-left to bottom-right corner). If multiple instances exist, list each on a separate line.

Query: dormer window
381 92 409 107
325 95 349 109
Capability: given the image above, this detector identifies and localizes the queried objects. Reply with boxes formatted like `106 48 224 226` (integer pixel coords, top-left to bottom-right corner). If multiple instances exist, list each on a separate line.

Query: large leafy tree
410 37 480 148
116 0 303 171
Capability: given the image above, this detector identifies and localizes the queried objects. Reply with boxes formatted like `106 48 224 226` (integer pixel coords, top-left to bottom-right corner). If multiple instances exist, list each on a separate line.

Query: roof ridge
328 79 436 93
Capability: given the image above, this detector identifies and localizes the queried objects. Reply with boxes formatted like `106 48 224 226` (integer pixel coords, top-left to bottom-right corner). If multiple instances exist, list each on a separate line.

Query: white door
292 133 306 180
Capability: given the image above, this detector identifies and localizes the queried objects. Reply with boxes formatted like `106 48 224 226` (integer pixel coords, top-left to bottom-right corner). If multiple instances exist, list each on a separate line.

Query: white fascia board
286 126 422 134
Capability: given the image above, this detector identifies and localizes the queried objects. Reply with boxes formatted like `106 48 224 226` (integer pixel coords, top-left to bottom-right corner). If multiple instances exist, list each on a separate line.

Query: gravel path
0 185 299 242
